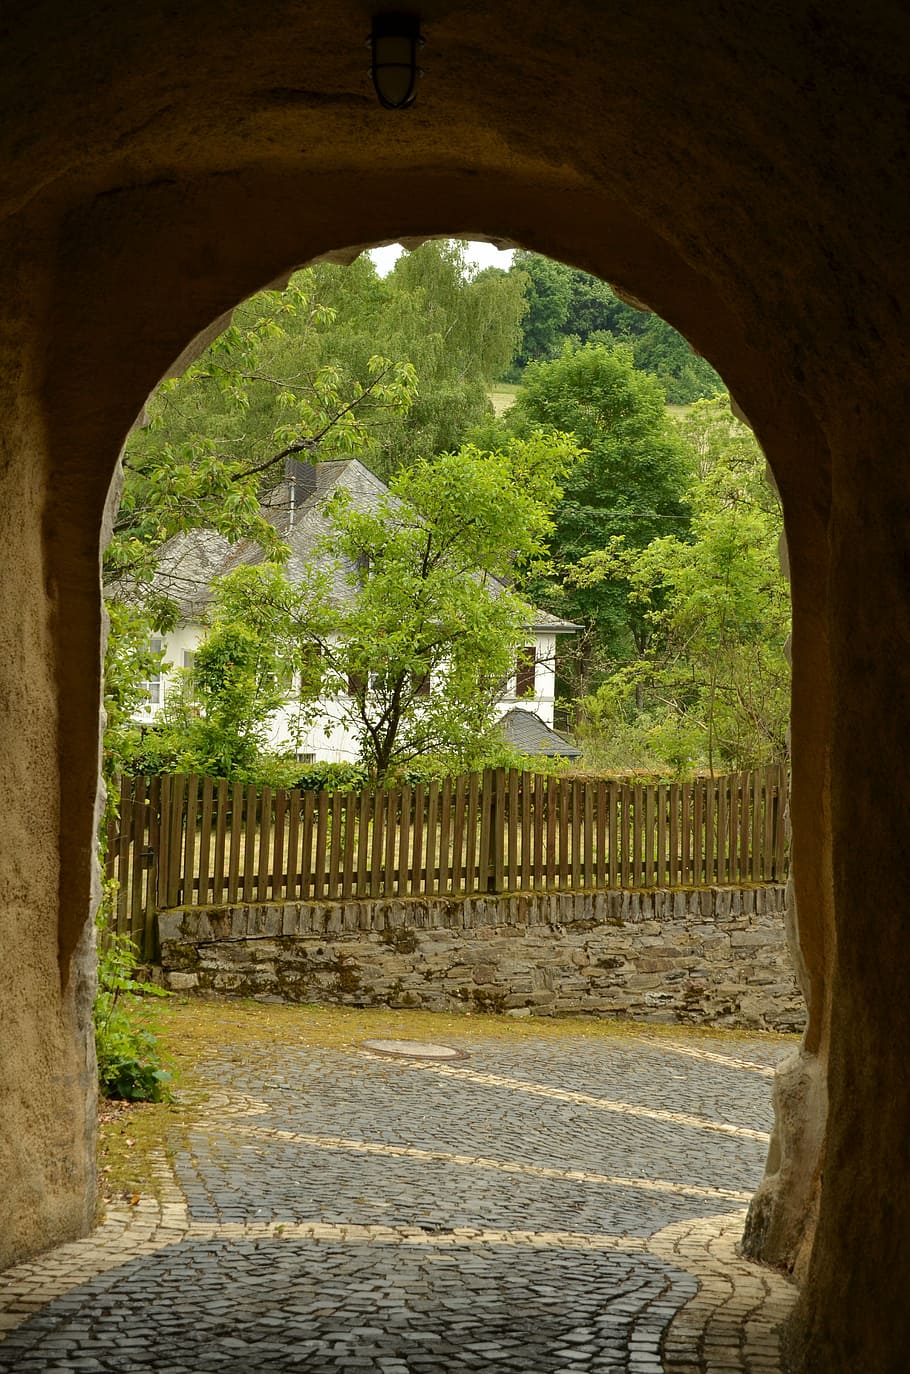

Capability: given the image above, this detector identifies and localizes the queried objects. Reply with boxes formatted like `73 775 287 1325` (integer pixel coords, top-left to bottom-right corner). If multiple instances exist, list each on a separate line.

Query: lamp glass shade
371 15 422 109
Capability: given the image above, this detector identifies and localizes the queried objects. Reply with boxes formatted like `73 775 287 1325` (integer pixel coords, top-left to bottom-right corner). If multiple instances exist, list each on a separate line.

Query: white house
136 459 579 763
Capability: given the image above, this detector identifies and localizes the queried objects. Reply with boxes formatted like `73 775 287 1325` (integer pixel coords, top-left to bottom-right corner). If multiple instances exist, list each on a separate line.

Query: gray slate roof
149 458 579 633
497 707 582 758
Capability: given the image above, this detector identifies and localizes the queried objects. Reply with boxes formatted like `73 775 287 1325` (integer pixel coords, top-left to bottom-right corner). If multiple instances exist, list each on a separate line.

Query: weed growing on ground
95 902 173 1103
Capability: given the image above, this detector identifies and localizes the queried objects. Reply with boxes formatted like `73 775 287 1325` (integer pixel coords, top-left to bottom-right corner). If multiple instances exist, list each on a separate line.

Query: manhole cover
360 1038 467 1061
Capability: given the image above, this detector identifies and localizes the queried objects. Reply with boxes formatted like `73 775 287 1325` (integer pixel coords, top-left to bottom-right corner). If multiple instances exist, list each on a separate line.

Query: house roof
497 707 583 758
147 458 580 633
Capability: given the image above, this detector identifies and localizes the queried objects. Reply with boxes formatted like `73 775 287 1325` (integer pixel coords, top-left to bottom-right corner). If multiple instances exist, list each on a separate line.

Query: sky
369 240 514 276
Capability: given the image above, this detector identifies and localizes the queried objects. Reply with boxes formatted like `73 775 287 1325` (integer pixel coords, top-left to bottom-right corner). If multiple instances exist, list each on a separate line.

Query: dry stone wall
158 885 803 1032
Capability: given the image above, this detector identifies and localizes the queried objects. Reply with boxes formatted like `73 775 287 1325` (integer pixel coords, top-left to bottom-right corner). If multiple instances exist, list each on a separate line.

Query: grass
489 383 519 415
97 996 797 1210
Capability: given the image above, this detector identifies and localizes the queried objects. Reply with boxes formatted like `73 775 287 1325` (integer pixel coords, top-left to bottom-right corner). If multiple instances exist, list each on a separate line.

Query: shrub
94 900 173 1103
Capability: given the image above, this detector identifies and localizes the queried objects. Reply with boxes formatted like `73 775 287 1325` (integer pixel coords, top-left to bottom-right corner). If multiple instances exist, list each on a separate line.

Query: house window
145 636 163 706
410 669 431 698
347 670 365 697
515 646 536 699
182 650 195 671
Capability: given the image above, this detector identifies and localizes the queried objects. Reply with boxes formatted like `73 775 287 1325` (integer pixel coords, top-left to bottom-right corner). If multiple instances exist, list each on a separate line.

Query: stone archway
3 3 909 1366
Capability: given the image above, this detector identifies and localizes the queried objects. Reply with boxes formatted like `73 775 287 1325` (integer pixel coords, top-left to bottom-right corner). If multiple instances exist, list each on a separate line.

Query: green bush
284 760 370 792
95 903 173 1103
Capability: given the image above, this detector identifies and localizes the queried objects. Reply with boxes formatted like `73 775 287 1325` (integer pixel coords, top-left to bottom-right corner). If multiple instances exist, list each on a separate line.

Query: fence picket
508 768 519 892
684 785 692 890
571 779 582 889
595 782 606 888
761 766 775 881
411 783 426 896
751 770 762 882
632 784 643 888
342 791 356 899
453 774 467 890
613 785 621 890
128 776 146 948
209 780 223 905
157 775 171 909
242 783 257 903
328 791 343 900
774 763 787 878
104 805 117 887
667 783 678 887
197 777 213 907
255 785 272 901
227 781 242 903
739 770 750 881
115 775 132 934
725 780 736 884
144 776 161 959
728 773 738 882
736 772 747 881
273 787 287 900
425 780 440 895
368 786 383 899
478 771 493 892
493 769 505 894
287 788 301 900
619 785 631 888
169 775 186 906
533 774 545 889
397 785 411 896
464 774 478 895
545 777 558 887
521 772 533 892
383 787 397 896
313 791 329 899
558 778 569 887
184 775 199 906
645 783 656 888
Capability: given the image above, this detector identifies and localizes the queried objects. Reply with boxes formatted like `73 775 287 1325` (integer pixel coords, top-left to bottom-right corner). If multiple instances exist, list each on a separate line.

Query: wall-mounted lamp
369 13 424 110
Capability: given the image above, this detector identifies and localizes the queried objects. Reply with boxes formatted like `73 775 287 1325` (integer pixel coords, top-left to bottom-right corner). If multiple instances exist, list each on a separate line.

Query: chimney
286 456 318 527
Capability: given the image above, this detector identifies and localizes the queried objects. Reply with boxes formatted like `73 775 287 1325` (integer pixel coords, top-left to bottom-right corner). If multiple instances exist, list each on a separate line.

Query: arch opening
94 229 813 1307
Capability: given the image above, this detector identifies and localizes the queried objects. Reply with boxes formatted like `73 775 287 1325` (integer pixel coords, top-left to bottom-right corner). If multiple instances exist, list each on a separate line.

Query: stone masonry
158 886 804 1032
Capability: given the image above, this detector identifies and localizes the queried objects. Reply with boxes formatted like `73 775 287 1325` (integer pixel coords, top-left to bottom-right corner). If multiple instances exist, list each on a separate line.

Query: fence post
129 776 146 952
143 776 161 961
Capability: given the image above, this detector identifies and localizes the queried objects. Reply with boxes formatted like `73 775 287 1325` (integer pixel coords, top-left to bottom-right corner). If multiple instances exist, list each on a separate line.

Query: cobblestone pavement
0 1024 797 1371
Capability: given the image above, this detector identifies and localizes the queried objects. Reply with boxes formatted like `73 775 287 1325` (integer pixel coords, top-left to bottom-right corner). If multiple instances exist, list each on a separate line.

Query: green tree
631 315 724 405
508 251 573 368
103 273 419 769
107 243 527 604
573 398 789 773
312 440 575 777
118 441 576 782
108 276 418 597
175 566 328 775
508 251 723 402
373 241 528 474
506 342 694 692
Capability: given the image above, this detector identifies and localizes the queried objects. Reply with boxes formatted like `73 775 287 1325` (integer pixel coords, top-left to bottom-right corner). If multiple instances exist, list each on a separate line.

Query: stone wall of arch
3 2 910 1364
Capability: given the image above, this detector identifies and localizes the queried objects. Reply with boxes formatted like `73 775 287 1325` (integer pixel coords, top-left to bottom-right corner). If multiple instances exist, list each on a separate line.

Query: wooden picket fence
105 766 788 957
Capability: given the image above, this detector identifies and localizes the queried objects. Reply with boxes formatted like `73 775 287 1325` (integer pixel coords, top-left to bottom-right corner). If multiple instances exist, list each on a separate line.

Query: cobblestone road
0 1022 797 1371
